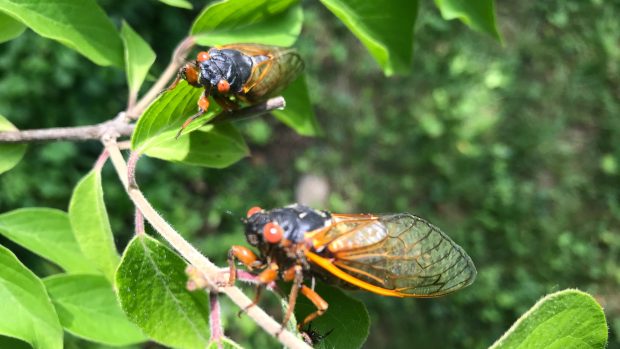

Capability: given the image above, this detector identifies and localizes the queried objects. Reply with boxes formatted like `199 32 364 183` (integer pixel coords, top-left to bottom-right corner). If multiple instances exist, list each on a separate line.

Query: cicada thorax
198 48 256 94
244 204 332 276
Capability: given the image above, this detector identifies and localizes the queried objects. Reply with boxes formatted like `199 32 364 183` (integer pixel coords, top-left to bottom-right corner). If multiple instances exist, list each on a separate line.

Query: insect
228 204 477 332
169 44 304 137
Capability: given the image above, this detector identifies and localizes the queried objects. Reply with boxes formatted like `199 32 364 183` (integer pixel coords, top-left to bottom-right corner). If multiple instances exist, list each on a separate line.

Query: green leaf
43 274 146 346
68 170 120 282
272 75 321 136
0 11 25 43
293 281 369 349
0 0 123 66
121 21 156 96
130 81 208 153
0 245 63 349
191 0 302 47
0 208 98 274
490 289 608 349
207 337 244 349
144 123 249 168
0 115 26 175
116 235 211 349
319 0 418 76
434 0 501 41
158 0 193 10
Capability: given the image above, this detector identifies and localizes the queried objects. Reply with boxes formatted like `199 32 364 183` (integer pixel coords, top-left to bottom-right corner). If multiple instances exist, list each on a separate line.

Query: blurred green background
1 0 619 348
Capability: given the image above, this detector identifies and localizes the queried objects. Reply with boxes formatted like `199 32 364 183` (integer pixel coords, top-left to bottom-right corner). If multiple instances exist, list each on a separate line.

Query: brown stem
0 120 134 144
0 97 285 144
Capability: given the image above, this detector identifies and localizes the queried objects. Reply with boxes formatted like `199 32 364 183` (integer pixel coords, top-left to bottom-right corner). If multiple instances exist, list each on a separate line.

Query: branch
0 97 286 144
0 118 134 143
103 139 311 349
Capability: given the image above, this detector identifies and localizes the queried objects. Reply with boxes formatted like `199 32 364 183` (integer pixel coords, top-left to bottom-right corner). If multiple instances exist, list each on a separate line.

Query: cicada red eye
263 222 283 244
217 79 230 93
197 51 210 62
247 206 262 218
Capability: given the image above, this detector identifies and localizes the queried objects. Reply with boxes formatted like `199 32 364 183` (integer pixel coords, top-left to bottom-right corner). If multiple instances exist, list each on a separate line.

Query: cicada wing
215 43 283 56
243 49 304 101
308 214 477 297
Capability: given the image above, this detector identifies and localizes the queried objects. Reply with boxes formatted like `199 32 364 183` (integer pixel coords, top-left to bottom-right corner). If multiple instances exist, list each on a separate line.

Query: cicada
169 44 304 136
228 204 477 330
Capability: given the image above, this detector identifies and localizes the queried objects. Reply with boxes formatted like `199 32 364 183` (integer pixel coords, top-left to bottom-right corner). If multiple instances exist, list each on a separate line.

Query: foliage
0 0 617 349
490 289 607 349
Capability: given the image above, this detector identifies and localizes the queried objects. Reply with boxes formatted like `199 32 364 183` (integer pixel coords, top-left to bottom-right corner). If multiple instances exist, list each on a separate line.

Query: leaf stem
209 291 224 346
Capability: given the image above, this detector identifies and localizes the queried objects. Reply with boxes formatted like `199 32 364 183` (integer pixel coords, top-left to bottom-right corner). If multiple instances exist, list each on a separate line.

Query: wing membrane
308 214 476 297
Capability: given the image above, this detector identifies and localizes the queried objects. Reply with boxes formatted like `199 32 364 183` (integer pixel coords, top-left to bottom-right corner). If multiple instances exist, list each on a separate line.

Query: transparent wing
309 214 477 297
242 48 304 101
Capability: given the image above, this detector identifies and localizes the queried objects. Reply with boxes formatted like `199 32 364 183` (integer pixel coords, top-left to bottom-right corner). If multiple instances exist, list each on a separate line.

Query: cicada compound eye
263 222 283 244
196 51 210 62
217 79 230 93
246 206 262 218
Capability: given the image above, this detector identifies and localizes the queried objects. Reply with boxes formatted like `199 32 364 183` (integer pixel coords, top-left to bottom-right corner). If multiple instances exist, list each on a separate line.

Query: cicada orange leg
175 91 210 139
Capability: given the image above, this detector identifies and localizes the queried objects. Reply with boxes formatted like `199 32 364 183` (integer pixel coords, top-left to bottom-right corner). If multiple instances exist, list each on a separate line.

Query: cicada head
178 61 202 87
243 204 331 247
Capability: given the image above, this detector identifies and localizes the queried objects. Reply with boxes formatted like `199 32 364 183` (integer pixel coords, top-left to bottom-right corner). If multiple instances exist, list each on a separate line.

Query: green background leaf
0 11 25 43
319 0 418 76
130 81 206 152
43 274 146 346
434 0 501 40
0 0 123 66
68 170 120 282
490 289 608 349
144 123 250 168
121 21 156 96
0 115 26 175
0 245 63 349
0 208 98 274
272 75 321 136
191 0 302 47
116 235 211 349
158 0 193 10
292 281 369 349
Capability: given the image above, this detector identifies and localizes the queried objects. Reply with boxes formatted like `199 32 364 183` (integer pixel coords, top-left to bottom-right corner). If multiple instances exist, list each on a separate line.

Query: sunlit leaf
68 170 120 282
43 274 146 346
0 208 98 274
158 0 193 10
0 245 63 349
130 80 208 153
121 21 156 97
0 115 26 175
490 289 608 349
273 75 321 136
116 235 210 349
0 11 25 43
145 123 250 168
0 0 123 66
434 0 501 40
319 0 418 76
206 337 244 349
192 0 302 47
